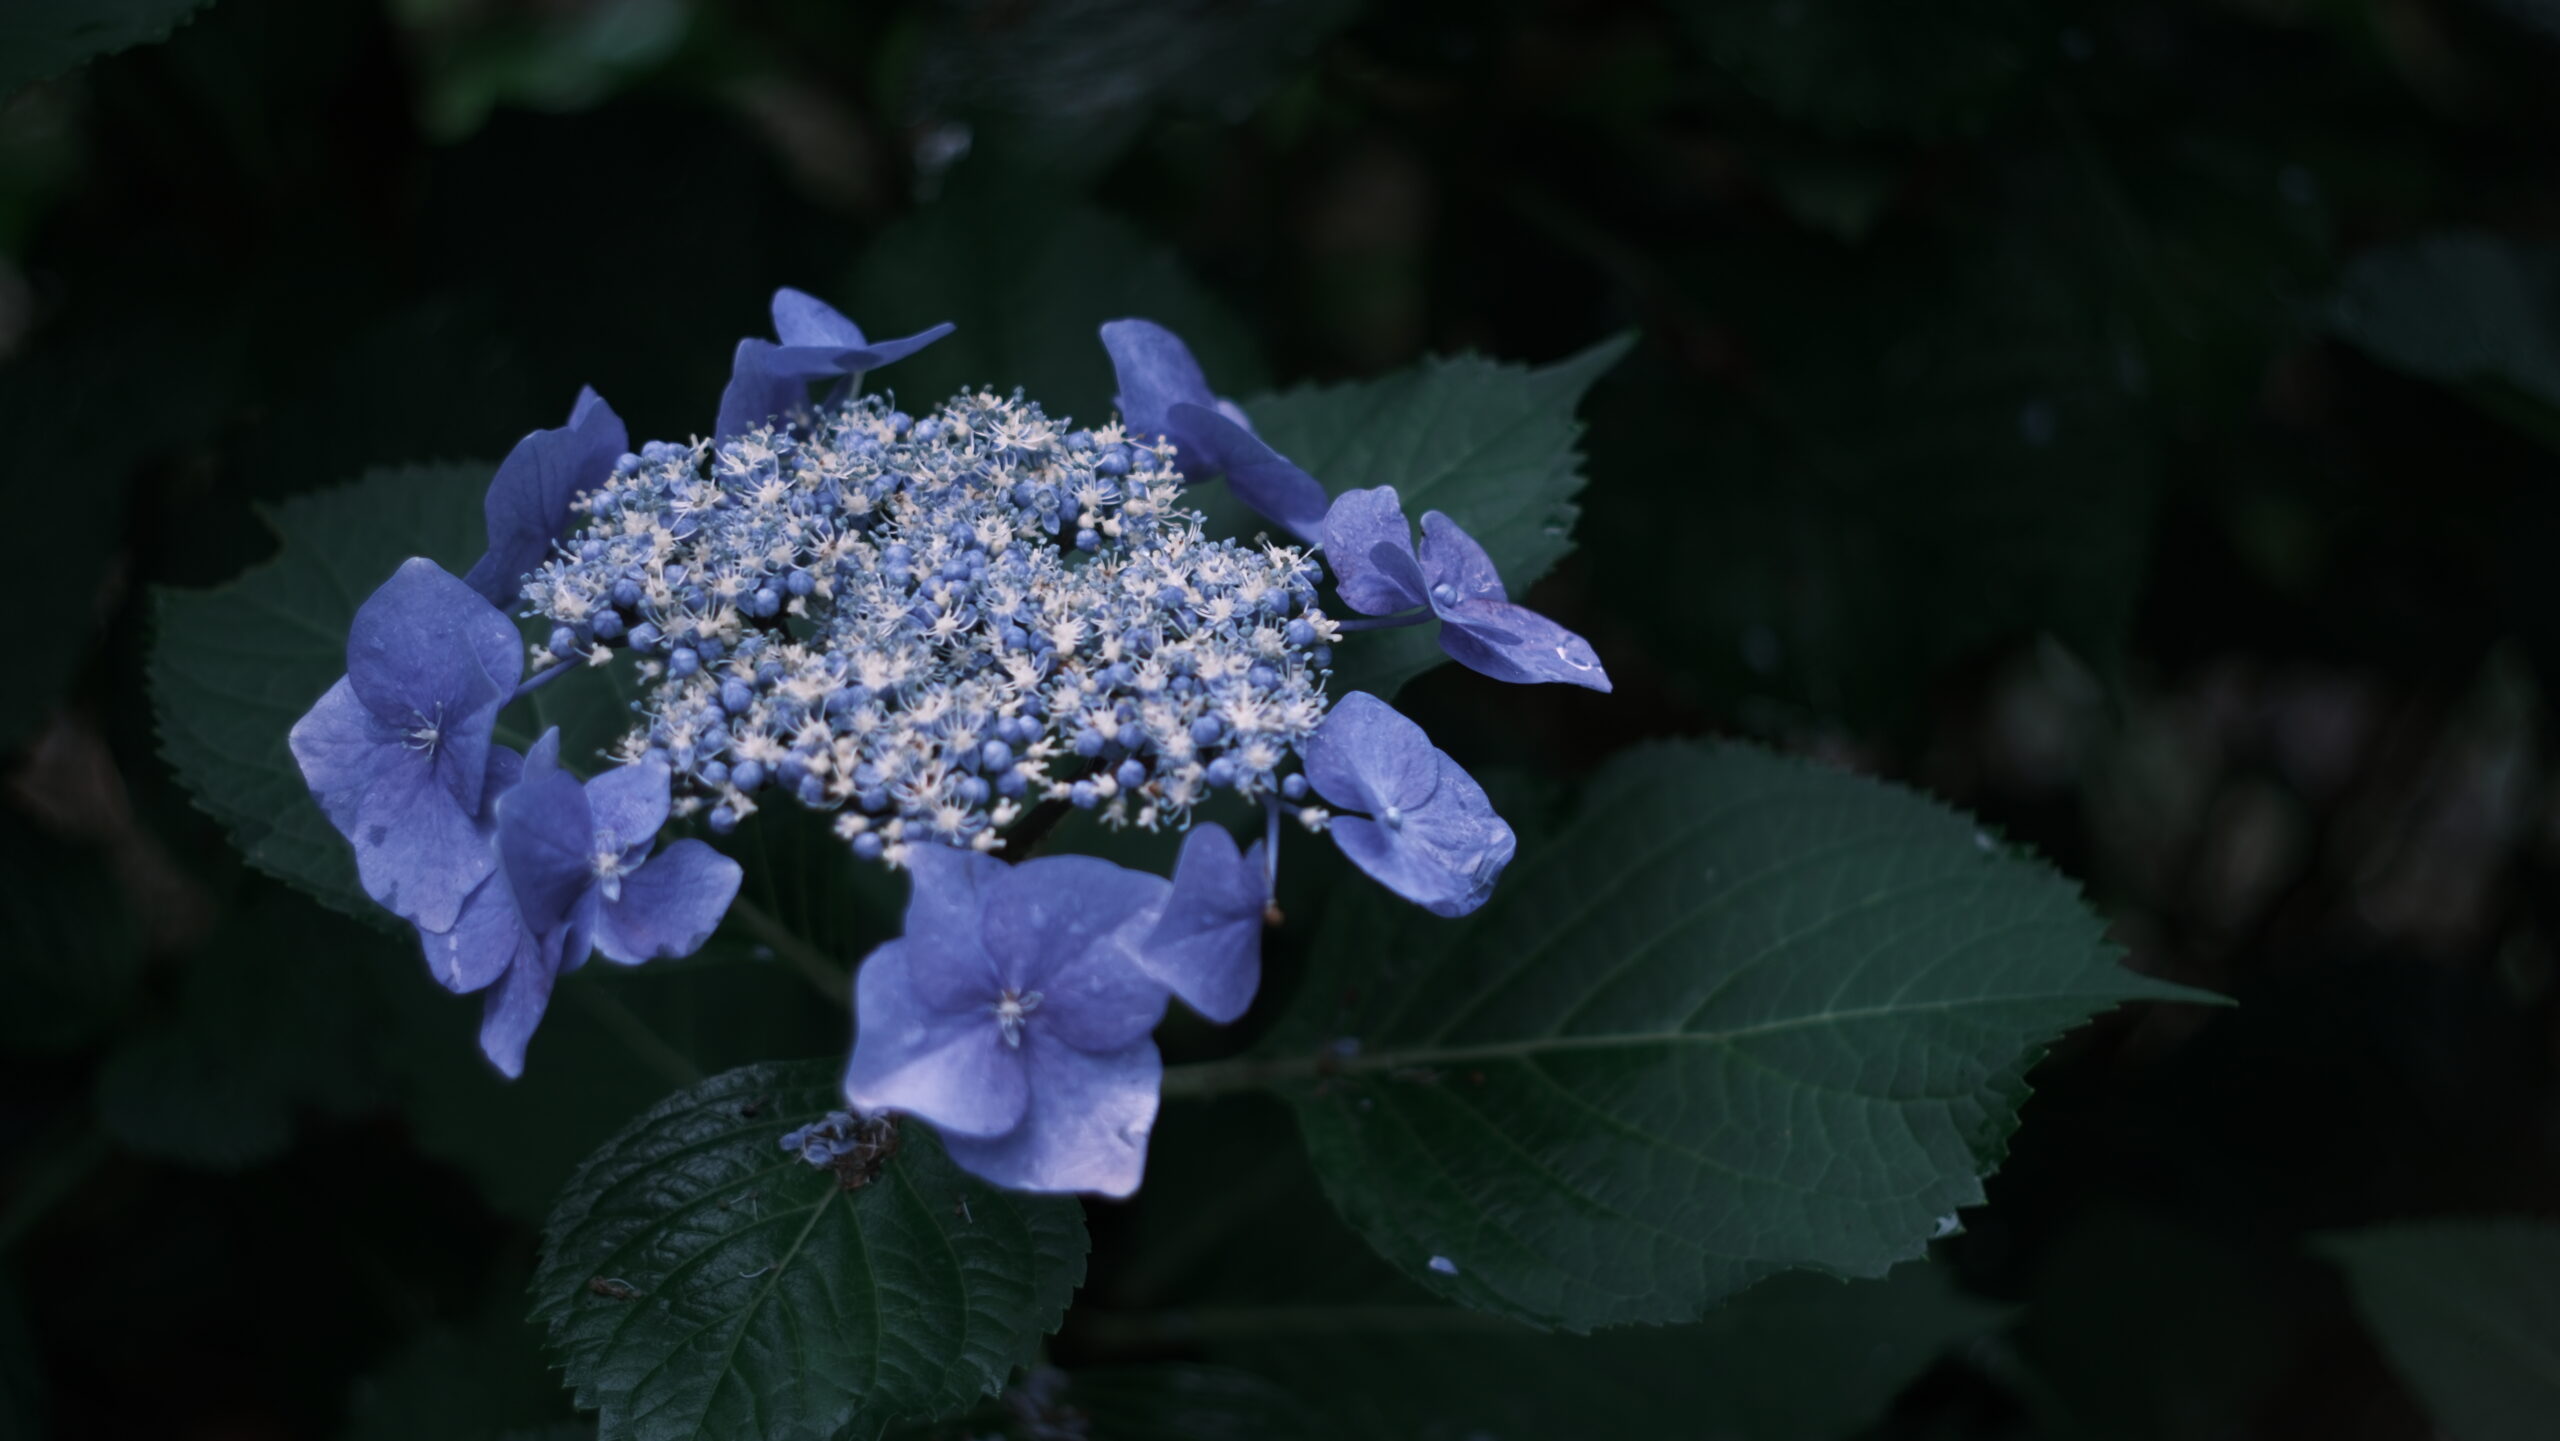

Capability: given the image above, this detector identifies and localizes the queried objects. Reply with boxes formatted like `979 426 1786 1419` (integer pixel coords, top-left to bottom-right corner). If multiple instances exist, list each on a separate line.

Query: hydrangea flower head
844 845 1170 1196
288 557 522 931
462 387 629 606
1322 486 1611 692
715 288 957 442
1301 691 1516 917
1101 319 1329 541
524 388 1337 856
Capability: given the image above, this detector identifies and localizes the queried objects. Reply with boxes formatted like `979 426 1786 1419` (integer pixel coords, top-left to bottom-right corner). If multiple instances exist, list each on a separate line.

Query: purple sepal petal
420 869 536 995
1414 511 1611 691
843 940 1031 1138
350 759 494 932
1416 510 1509 606
288 677 388 837
939 1032 1160 1198
495 765 596 936
714 339 806 443
344 558 518 813
1321 487 1429 615
899 843 1010 1011
984 857 1170 1051
1437 599 1613 691
1137 825 1266 1023
771 286 866 349
1303 692 1517 918
1165 403 1329 542
592 839 742 964
717 293 957 441
1101 319 1218 465
476 930 565 1080
585 752 671 860
462 388 629 606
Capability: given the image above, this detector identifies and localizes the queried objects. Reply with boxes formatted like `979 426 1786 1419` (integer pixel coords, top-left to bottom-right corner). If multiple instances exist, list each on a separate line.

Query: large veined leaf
532 1060 1088 1441
2320 1219 2560 1441
1228 739 2211 1331
1244 335 1632 700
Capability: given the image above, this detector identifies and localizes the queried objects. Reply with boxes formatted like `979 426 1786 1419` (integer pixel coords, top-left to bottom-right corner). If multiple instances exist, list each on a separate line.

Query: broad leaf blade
532 1059 1088 1441
2320 1219 2560 1441
1246 335 1631 700
1261 739 2213 1330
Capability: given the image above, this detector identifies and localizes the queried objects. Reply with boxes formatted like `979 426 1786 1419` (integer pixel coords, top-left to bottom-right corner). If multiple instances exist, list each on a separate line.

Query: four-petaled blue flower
461 386 629 606
1136 823 1269 1024
1323 486 1611 691
1301 691 1516 917
451 731 745 1077
844 844 1174 1197
1101 318 1330 542
289 557 523 932
715 288 956 442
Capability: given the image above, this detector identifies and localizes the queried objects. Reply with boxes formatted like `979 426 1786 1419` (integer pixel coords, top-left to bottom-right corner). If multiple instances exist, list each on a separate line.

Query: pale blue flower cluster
519 388 1336 856
287 286 1609 1196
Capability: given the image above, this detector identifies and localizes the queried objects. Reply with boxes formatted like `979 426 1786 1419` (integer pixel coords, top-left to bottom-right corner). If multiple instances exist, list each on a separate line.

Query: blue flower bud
1189 716 1223 746
851 832 884 860
1115 759 1148 790
1070 780 1099 809
709 803 740 835
668 647 701 678
981 739 1012 769
721 679 754 714
731 759 767 791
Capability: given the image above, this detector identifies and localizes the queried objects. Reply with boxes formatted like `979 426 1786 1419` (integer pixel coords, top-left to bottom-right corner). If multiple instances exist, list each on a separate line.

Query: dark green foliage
532 1061 1088 1441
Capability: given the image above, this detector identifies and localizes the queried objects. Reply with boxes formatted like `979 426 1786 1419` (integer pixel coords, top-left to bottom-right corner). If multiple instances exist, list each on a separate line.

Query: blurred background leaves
4 0 2559 1437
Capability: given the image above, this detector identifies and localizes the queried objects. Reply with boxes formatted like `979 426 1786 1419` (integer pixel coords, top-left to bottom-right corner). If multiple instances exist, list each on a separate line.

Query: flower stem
729 896 851 1005
511 657 577 702
1156 1051 1326 1100
1334 609 1432 632
566 981 702 1089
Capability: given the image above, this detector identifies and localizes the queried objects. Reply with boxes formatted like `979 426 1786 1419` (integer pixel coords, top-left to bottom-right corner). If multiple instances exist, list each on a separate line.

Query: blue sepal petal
592 838 743 964
462 387 629 606
1165 402 1329 541
1137 824 1266 1023
1320 486 1430 616
1302 691 1516 917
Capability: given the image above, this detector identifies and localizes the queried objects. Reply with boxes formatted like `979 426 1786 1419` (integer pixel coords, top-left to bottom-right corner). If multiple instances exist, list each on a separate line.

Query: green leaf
533 1059 1088 1441
2331 232 2560 445
1205 1260 2004 1441
2319 1218 2560 1441
0 0 215 102
150 460 707 923
1244 739 2213 1331
1245 334 1632 700
846 185 1262 433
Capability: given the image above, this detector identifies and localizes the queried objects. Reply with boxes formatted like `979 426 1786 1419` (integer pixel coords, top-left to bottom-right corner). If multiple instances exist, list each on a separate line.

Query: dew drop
1427 1254 1460 1275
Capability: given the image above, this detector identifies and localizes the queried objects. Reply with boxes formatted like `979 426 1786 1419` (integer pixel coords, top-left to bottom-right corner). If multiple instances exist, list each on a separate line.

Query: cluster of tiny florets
522 389 1338 864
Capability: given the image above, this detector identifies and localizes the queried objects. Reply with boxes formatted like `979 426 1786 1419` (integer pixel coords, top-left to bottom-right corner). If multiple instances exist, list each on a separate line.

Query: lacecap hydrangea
288 290 1608 1196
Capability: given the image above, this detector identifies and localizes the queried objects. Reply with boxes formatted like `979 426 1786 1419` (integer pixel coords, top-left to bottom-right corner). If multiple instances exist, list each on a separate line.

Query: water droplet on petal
1427 1254 1460 1275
